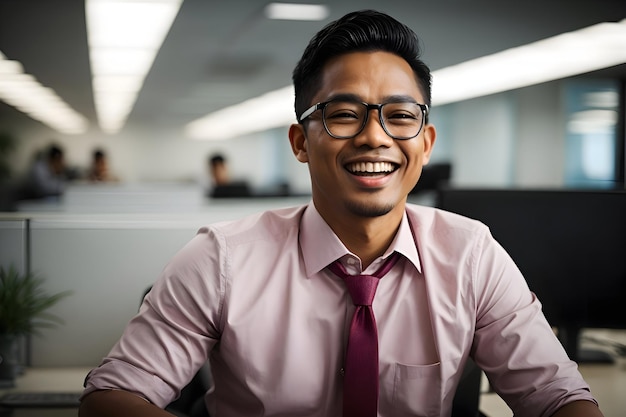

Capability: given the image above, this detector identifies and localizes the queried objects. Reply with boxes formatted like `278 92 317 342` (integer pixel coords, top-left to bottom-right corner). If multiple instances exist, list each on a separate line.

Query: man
206 153 251 198
87 148 119 182
208 153 229 187
21 143 67 199
79 10 603 417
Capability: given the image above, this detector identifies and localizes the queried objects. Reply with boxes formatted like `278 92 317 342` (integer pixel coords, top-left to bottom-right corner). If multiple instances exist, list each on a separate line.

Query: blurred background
0 0 624 200
1 2 625 415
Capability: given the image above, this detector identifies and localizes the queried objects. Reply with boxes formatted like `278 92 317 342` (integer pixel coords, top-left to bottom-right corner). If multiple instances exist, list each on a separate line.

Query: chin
344 199 396 218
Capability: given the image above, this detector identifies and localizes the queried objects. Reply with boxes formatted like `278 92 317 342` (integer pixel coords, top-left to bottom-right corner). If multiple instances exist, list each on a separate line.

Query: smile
346 161 397 176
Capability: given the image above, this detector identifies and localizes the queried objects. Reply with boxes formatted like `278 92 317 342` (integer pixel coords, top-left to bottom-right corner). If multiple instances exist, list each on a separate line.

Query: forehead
315 51 423 103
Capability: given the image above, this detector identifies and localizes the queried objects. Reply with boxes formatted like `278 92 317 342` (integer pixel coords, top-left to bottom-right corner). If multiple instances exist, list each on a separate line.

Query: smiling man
79 10 603 417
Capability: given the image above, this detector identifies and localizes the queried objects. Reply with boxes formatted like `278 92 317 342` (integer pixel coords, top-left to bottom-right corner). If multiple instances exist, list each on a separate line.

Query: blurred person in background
87 148 119 183
20 143 68 199
208 153 229 187
206 152 250 198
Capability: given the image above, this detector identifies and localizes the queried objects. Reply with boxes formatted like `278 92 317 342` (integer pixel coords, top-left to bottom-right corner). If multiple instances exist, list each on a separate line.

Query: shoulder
202 204 307 244
159 204 308 297
405 203 490 239
405 203 499 277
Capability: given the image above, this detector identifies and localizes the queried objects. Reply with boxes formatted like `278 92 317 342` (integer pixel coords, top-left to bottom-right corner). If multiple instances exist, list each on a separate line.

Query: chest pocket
391 362 442 416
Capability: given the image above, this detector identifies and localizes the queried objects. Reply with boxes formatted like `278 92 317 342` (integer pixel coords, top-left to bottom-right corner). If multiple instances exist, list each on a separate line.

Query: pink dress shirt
82 202 596 416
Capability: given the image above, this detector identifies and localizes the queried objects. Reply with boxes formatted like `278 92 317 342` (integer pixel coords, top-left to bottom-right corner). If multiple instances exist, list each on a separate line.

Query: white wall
433 93 516 187
514 81 566 187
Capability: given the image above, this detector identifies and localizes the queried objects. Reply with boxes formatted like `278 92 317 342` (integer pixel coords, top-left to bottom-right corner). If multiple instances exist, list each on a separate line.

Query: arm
552 400 604 417
82 229 222 411
79 390 175 417
470 228 599 416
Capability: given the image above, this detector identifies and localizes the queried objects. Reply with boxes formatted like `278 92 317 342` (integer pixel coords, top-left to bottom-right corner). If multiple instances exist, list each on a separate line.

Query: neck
326 208 404 269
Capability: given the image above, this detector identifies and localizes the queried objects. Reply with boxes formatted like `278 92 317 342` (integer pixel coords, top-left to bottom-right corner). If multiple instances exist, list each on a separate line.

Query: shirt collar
299 202 422 277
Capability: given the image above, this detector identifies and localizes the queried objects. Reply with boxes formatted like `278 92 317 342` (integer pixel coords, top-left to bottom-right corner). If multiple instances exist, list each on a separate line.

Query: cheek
403 142 424 165
308 136 342 164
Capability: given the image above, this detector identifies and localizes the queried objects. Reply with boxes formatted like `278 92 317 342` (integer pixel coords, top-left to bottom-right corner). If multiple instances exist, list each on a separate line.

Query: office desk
1 363 624 416
0 367 90 417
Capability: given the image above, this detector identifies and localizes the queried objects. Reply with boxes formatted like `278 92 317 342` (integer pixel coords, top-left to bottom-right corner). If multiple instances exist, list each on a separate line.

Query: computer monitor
410 162 452 194
436 188 626 363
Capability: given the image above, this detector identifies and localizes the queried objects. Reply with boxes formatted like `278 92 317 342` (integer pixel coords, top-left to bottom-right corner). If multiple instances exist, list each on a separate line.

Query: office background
0 0 625 382
1 0 625 191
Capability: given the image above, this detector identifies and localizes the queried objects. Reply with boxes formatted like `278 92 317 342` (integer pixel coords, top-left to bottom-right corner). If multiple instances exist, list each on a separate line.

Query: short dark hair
209 153 225 166
47 144 63 161
292 9 431 121
93 149 105 160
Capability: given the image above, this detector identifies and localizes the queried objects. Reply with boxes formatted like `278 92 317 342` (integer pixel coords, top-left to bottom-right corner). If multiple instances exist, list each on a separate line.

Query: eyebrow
324 93 419 104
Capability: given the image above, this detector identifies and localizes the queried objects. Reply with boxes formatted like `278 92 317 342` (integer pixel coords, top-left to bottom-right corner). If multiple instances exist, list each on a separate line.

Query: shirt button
347 258 356 265
340 368 345 376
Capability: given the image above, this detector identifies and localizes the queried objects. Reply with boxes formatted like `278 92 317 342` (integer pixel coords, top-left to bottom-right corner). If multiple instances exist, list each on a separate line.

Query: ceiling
1 0 625 136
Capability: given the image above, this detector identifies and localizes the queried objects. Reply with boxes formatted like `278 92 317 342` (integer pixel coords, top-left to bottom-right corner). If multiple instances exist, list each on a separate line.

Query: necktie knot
328 253 400 305
343 275 379 306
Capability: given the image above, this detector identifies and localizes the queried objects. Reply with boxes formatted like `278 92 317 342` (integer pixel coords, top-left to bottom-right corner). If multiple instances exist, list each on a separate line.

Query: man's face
289 51 436 223
50 155 65 175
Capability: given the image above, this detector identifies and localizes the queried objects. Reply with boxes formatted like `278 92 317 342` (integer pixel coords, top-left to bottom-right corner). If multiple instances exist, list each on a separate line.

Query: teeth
347 161 395 173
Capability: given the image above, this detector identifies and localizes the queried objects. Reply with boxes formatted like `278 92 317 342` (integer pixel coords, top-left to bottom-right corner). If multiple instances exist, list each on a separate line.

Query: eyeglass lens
323 101 424 139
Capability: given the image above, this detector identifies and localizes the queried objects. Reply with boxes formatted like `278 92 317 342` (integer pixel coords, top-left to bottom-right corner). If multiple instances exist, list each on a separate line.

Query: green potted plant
0 264 72 387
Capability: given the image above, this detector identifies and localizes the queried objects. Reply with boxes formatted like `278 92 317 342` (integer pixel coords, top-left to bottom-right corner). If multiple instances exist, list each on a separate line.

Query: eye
325 102 363 120
327 110 359 119
384 104 421 122
388 112 418 119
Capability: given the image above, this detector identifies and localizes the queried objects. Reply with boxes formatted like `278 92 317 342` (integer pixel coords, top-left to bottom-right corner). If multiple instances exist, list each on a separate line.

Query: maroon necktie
328 253 400 417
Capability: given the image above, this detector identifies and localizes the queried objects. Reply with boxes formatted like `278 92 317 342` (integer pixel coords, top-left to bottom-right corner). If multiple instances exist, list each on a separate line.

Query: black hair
93 149 105 160
209 153 225 165
47 144 63 160
292 9 431 121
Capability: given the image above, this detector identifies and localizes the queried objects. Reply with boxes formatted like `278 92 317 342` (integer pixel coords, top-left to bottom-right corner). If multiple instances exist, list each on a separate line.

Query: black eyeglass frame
298 100 430 140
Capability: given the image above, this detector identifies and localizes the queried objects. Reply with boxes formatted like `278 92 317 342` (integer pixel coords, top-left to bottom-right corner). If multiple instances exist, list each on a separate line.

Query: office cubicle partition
437 188 626 362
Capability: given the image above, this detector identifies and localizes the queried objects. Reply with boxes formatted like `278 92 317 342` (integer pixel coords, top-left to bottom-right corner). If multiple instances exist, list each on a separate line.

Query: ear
289 123 309 163
420 124 437 165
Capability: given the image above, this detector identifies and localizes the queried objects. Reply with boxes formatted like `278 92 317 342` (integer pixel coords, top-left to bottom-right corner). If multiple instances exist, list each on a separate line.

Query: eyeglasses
298 99 429 140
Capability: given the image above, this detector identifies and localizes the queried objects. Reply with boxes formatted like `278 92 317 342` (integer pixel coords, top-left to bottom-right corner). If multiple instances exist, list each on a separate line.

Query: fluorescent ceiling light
86 0 183 134
431 19 626 105
265 3 329 21
185 19 626 140
0 51 89 134
185 86 296 140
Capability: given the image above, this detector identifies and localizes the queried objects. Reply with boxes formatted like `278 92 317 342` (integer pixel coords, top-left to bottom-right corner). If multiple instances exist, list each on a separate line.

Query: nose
352 108 394 148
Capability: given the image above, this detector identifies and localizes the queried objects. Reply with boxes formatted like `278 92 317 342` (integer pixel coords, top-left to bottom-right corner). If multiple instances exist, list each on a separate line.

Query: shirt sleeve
82 226 224 408
471 226 598 417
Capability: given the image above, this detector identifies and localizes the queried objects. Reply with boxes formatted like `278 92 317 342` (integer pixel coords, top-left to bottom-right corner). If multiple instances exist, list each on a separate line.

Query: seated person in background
206 153 250 198
20 144 68 199
79 10 604 417
87 148 119 182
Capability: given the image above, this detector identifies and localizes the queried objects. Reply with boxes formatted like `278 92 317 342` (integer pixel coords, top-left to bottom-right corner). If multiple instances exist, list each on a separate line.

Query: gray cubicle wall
29 216 199 367
0 217 30 366
26 197 310 367
0 217 28 273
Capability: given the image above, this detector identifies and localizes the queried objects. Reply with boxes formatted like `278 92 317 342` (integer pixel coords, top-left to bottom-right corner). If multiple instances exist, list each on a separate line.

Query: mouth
345 161 398 176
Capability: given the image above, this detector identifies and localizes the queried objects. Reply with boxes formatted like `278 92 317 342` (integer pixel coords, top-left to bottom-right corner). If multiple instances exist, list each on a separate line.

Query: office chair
451 358 485 417
165 363 212 417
